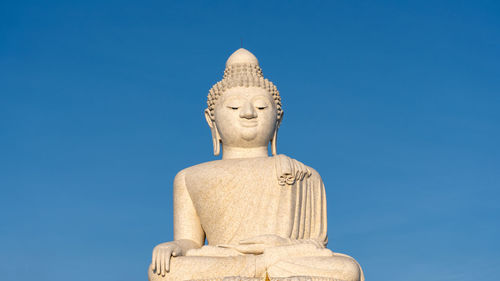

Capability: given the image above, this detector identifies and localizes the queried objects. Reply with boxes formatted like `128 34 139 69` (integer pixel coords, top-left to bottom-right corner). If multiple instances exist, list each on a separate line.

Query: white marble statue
149 49 364 281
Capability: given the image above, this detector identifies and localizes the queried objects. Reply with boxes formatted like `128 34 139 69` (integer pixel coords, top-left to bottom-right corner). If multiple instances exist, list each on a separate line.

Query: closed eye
228 106 239 110
256 106 267 110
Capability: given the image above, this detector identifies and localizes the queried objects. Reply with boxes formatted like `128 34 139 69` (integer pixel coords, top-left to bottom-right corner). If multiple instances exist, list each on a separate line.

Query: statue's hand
151 242 182 276
219 234 291 254
239 234 291 247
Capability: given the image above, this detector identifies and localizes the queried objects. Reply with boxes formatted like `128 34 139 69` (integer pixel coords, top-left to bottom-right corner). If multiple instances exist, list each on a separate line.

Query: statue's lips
240 120 258 127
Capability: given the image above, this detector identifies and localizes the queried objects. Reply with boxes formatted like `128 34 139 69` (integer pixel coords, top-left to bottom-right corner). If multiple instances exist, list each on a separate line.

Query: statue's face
214 87 278 148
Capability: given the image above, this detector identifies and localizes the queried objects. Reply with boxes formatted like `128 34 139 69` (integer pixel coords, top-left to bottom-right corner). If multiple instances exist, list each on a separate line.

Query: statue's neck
222 145 269 160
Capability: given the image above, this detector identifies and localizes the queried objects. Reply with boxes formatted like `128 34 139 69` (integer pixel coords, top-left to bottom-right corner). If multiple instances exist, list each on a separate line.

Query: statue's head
205 49 283 156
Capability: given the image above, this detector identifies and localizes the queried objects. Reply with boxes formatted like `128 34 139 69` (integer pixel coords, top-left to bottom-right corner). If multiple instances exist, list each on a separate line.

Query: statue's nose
239 102 257 119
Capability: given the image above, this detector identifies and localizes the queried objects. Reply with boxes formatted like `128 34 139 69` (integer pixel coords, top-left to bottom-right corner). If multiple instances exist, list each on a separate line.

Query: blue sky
1 1 499 280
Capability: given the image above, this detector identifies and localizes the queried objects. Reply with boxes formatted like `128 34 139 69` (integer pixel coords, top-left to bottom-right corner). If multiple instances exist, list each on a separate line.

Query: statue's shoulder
176 159 257 184
180 157 278 173
284 155 320 175
174 160 221 180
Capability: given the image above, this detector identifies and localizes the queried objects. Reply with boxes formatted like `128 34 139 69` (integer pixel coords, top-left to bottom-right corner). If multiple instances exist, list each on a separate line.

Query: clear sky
1 1 499 281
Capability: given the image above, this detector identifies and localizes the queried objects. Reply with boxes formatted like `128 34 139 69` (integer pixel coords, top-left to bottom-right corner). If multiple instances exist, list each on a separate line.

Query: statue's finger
158 249 162 276
161 249 166 276
165 250 172 273
235 244 265 254
152 249 157 272
155 250 161 275
161 255 170 276
234 244 251 252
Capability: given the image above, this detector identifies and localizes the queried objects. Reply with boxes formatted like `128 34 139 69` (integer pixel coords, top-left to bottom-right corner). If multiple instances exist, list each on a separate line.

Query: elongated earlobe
271 127 278 156
212 124 221 156
271 112 284 156
205 109 222 156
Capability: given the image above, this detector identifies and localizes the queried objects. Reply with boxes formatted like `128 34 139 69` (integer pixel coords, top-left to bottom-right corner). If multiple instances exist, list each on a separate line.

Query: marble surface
149 49 364 281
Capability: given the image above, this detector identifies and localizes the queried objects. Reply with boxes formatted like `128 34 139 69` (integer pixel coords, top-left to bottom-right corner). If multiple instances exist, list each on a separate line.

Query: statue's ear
204 109 215 128
277 110 284 128
204 109 221 156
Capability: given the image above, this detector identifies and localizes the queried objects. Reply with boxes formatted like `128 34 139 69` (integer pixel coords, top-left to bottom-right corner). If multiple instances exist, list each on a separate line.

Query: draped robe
149 155 362 281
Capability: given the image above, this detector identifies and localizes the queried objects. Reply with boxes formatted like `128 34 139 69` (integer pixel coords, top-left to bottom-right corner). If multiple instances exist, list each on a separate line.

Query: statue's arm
229 234 325 254
151 169 204 276
173 169 205 247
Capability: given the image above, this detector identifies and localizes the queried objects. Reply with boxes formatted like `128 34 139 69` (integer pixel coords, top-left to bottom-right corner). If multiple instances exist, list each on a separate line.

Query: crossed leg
267 253 364 281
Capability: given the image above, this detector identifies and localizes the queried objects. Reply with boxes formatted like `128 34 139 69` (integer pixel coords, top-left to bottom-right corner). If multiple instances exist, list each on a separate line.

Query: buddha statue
149 48 364 281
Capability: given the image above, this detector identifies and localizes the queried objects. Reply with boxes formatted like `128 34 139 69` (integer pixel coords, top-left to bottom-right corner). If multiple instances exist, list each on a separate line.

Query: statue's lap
149 251 361 281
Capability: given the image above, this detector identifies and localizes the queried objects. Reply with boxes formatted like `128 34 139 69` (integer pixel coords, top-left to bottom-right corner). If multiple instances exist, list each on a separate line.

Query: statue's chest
185 159 280 218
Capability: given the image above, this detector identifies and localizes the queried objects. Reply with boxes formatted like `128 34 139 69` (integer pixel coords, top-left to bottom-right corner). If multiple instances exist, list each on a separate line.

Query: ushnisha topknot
207 48 282 120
